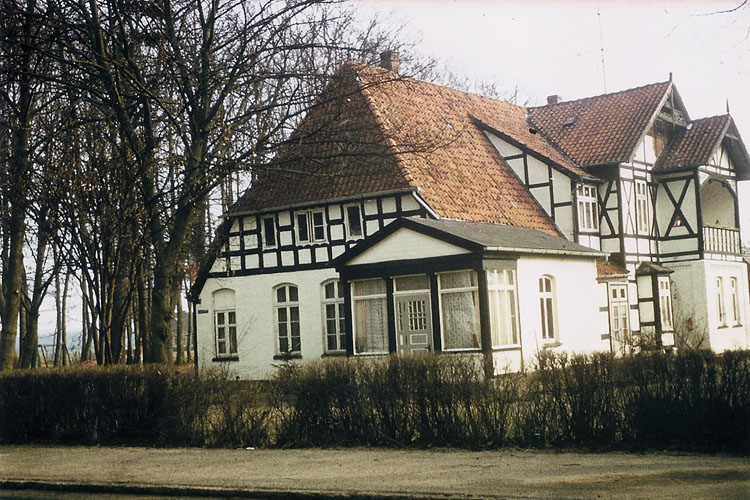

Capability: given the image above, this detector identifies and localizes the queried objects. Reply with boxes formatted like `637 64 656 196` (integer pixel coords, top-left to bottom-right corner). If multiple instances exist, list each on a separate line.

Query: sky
360 0 750 239
33 0 750 350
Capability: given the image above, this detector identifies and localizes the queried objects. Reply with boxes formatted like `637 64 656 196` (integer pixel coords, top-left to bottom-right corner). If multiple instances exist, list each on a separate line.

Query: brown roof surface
653 115 730 170
528 82 672 166
596 258 629 279
233 63 563 235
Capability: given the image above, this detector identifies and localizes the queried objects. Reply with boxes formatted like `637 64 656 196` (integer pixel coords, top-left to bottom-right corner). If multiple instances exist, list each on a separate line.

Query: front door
395 293 433 353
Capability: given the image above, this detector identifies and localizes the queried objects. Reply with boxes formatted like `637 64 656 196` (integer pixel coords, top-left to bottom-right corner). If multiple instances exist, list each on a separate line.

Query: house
190 53 750 379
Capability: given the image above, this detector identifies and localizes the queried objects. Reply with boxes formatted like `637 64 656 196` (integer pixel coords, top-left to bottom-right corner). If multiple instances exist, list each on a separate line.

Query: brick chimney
380 51 399 73
547 94 562 104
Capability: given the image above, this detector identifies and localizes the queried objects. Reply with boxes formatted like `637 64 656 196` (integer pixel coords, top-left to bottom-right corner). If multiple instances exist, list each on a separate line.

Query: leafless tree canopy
0 0 435 368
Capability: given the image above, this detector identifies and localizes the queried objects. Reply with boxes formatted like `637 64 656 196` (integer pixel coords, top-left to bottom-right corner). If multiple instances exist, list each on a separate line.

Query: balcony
703 225 741 256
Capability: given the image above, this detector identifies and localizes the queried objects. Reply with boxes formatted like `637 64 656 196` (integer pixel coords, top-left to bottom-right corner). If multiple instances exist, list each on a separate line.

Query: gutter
230 188 421 217
483 246 604 258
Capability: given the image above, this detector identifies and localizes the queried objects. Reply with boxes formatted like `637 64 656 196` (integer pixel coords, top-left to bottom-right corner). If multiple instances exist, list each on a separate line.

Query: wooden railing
703 225 741 255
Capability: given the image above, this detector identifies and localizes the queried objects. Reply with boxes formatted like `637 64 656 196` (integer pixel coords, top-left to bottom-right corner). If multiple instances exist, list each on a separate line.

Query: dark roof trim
333 217 483 268
635 262 674 276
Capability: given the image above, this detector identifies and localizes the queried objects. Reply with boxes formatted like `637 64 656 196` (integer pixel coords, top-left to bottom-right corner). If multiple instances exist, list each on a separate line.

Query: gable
528 81 674 167
346 227 472 266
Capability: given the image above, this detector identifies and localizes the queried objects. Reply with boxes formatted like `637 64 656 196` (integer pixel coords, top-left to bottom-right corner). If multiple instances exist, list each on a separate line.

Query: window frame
295 209 327 244
344 204 364 239
608 283 629 340
261 215 277 248
214 309 238 358
716 276 726 326
351 278 389 355
539 275 558 343
576 184 599 232
635 180 651 235
658 277 674 331
321 279 346 353
487 268 519 348
730 277 741 326
274 284 301 355
438 270 482 352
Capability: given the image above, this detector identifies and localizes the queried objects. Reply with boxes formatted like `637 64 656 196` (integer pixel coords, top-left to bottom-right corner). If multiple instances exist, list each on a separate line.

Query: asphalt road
1 446 748 499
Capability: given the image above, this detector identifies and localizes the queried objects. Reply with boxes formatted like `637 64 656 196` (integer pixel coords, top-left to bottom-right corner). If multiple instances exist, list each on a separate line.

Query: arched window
539 276 557 342
274 284 300 354
322 279 346 352
213 289 237 357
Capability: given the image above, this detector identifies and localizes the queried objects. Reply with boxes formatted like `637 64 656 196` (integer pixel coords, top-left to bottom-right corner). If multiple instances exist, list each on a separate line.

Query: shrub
1 350 748 452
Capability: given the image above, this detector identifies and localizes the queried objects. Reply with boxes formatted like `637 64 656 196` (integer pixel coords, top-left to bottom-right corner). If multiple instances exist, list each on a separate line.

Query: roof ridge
529 80 671 109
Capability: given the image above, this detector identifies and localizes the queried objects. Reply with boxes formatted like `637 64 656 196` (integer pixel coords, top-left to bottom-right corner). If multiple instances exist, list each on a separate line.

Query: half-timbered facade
192 54 750 378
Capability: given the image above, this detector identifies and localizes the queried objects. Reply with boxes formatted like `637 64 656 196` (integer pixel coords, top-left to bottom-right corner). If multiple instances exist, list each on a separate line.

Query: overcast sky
361 0 750 241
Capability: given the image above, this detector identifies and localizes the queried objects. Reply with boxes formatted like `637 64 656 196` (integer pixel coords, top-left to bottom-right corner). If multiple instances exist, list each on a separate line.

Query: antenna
597 9 607 93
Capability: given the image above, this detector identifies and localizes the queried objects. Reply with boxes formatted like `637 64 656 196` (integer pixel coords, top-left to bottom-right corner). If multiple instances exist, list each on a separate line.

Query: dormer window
563 116 577 127
296 209 326 243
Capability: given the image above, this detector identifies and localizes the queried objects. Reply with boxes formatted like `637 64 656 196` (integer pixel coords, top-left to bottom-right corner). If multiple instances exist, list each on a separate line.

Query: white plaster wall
347 227 470 265
515 256 609 366
666 260 750 351
484 131 522 158
197 268 340 379
704 260 750 350
526 156 549 185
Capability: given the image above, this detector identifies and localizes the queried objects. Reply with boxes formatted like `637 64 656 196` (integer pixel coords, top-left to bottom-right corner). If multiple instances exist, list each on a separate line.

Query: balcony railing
703 225 741 255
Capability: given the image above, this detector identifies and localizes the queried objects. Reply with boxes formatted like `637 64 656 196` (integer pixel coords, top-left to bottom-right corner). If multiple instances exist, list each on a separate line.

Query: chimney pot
547 95 562 104
380 51 399 73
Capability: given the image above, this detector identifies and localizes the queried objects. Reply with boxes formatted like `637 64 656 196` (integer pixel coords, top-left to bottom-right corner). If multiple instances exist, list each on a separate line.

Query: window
274 284 300 354
730 278 741 326
262 215 276 248
344 204 363 238
487 269 518 347
635 180 650 235
213 289 237 358
658 277 674 331
539 276 557 342
351 279 388 354
439 271 481 350
576 184 599 231
215 310 237 357
322 280 346 352
296 210 326 243
609 284 629 346
716 277 726 326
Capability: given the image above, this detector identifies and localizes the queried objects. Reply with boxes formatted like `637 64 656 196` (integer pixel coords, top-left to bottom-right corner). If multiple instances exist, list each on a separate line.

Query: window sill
273 353 302 360
321 352 347 358
491 345 522 352
443 348 483 353
542 341 562 348
212 356 239 362
717 325 728 330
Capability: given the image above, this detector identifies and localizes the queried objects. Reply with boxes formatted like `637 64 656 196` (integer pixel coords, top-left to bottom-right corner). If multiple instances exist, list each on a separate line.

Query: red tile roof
596 258 629 279
232 63 564 235
528 82 672 167
654 115 730 170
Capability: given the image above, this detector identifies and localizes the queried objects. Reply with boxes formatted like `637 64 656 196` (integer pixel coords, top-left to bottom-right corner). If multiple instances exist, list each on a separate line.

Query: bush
1 350 748 452
0 365 270 447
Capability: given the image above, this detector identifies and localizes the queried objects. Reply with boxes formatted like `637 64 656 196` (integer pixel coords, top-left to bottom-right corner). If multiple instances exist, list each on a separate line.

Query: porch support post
342 278 354 356
476 267 494 377
386 277 397 353
429 273 442 351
